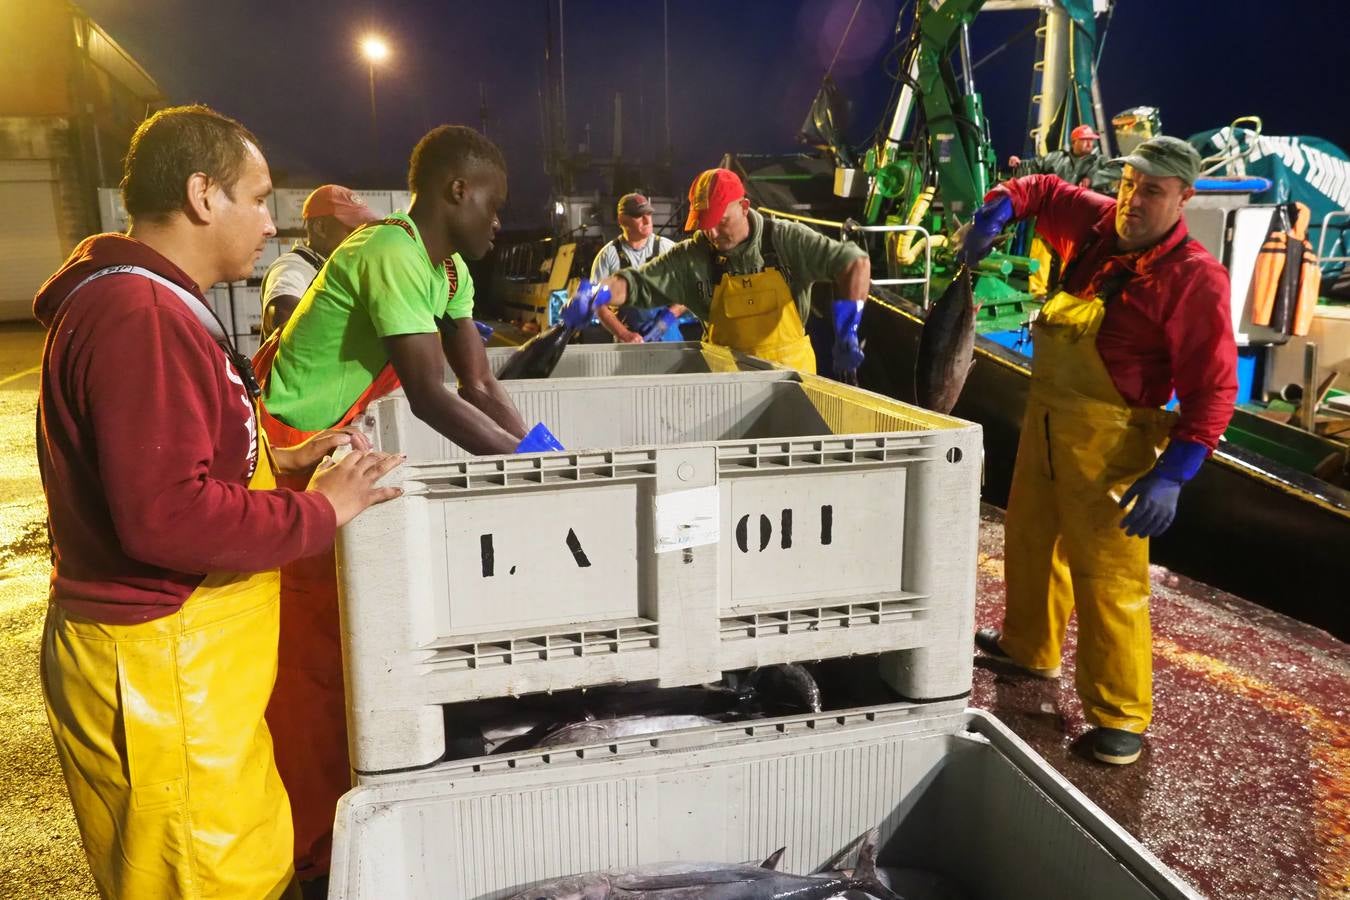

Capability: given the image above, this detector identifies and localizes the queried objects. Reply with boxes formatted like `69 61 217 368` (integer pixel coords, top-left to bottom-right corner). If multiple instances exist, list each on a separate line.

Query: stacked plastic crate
97 187 236 331
327 346 1201 900
339 358 985 773
220 186 413 356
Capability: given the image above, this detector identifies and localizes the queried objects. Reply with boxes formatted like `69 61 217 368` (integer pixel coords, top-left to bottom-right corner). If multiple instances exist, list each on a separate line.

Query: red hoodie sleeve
990 174 1115 259
82 285 336 574
1166 257 1239 449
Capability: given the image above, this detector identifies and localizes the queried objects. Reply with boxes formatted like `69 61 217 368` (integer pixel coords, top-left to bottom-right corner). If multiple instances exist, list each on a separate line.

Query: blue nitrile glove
831 299 866 382
561 281 613 330
637 307 681 341
956 194 1014 266
1118 440 1207 538
473 320 494 344
515 422 565 454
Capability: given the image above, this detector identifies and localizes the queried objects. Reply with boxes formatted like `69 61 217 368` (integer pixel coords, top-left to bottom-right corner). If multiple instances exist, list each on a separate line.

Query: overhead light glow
360 36 390 64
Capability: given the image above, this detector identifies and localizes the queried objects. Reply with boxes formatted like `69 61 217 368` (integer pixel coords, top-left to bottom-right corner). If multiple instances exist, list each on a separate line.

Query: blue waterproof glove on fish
637 307 681 341
473 320 494 344
1118 440 1207 538
831 299 866 382
956 194 1014 265
515 422 565 454
561 280 613 330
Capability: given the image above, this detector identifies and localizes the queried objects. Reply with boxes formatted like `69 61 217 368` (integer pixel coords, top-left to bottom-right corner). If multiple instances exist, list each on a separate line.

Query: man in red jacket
960 136 1237 766
34 104 403 898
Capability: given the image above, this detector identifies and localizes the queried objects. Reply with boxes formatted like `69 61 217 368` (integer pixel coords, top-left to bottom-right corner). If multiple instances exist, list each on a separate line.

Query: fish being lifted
499 281 611 380
914 266 978 415
505 829 902 899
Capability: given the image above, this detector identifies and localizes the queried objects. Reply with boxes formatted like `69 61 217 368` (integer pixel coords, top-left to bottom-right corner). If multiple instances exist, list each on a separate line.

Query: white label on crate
653 485 720 554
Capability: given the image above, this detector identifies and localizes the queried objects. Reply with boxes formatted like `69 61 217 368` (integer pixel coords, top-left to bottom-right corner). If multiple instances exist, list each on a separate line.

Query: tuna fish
533 714 721 749
498 322 576 380
914 266 978 414
750 663 823 713
504 830 902 900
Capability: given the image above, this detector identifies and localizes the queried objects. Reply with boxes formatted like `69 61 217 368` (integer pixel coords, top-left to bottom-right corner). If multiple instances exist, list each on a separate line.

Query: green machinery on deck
854 0 1109 308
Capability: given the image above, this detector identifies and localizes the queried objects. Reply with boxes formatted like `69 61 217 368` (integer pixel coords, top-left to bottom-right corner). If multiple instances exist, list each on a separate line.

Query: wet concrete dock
971 506 1349 899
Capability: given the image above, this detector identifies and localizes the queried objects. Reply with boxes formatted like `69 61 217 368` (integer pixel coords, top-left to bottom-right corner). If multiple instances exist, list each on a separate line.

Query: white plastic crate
205 285 233 324
329 705 1198 900
390 190 412 214
231 284 262 340
476 341 775 380
97 187 127 233
353 190 393 217
338 372 981 773
249 237 282 281
272 187 310 231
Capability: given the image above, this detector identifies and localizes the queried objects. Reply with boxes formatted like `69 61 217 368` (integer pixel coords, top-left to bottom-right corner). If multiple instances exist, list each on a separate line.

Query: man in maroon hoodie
35 104 403 899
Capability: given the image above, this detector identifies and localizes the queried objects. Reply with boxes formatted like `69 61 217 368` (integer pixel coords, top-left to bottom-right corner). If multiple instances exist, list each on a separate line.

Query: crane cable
824 0 868 80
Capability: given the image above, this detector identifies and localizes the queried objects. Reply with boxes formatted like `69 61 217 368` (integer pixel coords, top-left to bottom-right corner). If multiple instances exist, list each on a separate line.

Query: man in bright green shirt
263 125 529 455
256 125 550 886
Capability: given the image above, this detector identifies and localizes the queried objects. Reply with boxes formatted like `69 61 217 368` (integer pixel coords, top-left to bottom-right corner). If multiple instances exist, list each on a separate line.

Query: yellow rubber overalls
41 430 297 899
1000 288 1176 733
705 266 817 373
1028 233 1053 296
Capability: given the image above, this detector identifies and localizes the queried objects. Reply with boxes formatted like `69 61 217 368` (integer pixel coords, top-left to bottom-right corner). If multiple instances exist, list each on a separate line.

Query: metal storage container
328 703 1198 900
339 372 981 773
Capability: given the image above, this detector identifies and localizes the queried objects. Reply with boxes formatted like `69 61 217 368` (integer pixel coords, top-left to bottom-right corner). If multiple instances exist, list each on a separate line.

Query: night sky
81 0 1346 229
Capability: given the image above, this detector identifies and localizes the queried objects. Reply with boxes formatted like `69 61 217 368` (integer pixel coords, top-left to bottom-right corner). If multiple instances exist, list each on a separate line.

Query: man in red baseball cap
586 167 871 379
1007 122 1116 193
1005 124 1119 295
260 184 382 338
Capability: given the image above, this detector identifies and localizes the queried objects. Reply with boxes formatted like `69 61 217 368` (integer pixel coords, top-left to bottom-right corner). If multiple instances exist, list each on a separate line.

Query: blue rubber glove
636 307 681 341
956 194 1014 266
1117 441 1206 537
473 320 494 345
831 299 866 382
515 422 565 454
1117 473 1181 538
561 281 613 330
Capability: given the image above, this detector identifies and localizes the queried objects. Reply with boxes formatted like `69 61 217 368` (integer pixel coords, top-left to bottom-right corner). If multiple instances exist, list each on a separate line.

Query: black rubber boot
1092 727 1143 765
974 628 1062 679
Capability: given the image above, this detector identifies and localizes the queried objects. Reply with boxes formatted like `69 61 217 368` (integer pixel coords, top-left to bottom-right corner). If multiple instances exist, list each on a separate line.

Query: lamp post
360 35 390 161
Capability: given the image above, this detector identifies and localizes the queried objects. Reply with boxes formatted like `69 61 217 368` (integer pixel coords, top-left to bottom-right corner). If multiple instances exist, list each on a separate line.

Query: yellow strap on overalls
1000 289 1176 733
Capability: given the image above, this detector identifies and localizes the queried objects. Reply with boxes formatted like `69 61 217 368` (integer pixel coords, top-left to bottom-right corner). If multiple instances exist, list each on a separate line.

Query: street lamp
360 35 390 153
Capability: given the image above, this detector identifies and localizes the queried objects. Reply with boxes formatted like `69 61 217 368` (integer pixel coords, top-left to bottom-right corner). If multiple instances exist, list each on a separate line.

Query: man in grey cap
590 191 684 342
959 135 1238 767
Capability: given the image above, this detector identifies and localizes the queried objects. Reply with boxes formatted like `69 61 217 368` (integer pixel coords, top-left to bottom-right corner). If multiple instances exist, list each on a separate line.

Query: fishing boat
718 0 1350 638
851 276 1350 641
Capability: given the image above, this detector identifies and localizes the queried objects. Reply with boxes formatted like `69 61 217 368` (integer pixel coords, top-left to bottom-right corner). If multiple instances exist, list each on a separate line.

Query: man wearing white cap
260 184 381 338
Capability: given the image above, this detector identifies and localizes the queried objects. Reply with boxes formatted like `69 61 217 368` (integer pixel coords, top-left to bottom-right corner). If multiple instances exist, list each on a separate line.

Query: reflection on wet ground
970 506 1349 900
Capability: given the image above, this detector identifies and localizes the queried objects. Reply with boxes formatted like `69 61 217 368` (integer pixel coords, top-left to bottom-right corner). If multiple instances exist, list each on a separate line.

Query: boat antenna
663 0 672 165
